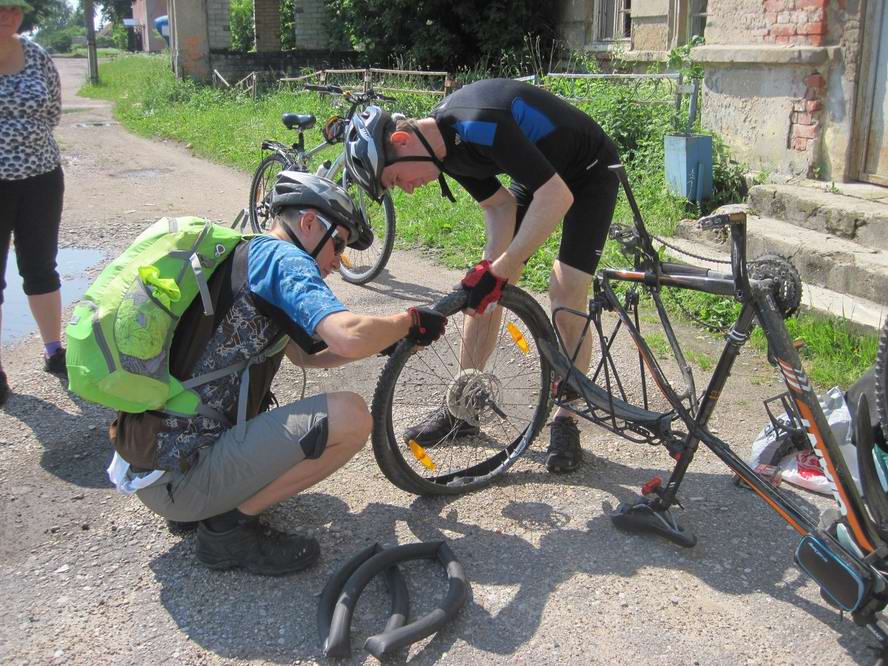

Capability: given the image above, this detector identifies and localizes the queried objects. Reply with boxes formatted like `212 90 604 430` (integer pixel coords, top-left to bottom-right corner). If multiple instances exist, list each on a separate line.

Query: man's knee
549 260 592 307
326 391 372 445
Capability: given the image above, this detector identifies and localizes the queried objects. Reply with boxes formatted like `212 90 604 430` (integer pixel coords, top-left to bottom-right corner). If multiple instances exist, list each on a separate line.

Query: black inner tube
317 543 409 655
364 542 469 658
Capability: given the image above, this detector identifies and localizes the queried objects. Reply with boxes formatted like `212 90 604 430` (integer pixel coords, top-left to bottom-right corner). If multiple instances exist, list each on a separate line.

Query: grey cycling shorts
137 394 329 522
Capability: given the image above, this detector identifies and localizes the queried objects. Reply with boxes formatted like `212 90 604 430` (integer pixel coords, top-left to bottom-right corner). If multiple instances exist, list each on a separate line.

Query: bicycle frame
542 164 888 640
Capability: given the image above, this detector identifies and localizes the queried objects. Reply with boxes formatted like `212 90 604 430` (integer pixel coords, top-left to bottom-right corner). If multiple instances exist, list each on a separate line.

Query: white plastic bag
749 387 861 497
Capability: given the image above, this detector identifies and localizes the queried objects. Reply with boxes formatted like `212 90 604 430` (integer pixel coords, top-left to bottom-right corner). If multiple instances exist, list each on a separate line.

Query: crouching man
108 172 446 576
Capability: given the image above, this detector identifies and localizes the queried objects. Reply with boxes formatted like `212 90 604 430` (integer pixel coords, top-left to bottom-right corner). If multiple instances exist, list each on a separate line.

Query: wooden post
82 0 99 84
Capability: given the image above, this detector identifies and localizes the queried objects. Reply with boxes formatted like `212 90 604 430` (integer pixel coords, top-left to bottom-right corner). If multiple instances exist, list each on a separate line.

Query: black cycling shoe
195 518 320 576
403 407 480 447
166 519 199 535
44 348 67 377
545 416 582 473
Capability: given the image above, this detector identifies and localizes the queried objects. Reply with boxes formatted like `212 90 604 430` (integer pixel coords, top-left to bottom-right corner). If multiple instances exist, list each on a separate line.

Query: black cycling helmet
270 171 373 252
344 106 394 203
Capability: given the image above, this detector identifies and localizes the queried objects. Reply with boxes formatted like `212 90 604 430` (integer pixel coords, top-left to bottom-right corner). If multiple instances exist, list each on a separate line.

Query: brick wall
762 0 828 46
254 0 280 52
292 0 329 50
789 72 824 152
209 49 356 83
207 0 230 51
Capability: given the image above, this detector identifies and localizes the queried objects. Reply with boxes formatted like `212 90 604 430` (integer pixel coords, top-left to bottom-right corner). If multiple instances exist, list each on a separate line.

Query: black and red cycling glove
461 260 508 314
407 306 447 346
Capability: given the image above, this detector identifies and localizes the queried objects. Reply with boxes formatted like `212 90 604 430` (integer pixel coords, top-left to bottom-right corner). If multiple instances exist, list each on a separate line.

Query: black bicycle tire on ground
371 285 555 495
338 173 396 285
874 316 888 444
248 153 289 233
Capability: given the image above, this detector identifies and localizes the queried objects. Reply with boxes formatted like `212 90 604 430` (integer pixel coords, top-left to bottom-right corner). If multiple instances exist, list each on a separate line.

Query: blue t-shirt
247 234 347 335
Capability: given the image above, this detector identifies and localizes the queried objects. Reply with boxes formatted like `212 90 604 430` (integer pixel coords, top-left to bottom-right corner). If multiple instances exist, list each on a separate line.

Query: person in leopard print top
0 0 67 406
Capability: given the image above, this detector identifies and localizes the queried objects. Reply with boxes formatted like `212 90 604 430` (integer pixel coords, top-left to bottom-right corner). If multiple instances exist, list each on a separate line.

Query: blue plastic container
664 134 713 202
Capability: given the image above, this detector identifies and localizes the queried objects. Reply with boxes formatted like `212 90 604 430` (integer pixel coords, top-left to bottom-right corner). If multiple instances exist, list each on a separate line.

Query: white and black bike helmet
270 171 373 252
344 105 395 203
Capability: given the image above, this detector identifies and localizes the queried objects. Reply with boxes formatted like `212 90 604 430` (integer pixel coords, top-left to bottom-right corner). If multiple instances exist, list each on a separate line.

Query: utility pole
82 0 99 84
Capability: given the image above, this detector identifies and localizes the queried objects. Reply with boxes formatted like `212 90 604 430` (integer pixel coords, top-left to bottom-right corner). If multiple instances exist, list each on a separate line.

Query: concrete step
748 183 888 251
673 209 888 315
661 234 886 331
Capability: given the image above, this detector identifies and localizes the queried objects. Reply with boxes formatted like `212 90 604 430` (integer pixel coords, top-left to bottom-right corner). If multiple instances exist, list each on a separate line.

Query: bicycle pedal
610 497 697 548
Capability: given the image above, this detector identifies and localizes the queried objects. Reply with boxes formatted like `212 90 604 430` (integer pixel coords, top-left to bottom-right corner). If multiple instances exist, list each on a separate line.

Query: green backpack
66 216 267 422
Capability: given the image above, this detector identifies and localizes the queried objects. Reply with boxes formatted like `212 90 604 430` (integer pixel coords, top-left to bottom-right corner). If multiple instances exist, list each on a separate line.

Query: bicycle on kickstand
370 163 888 655
242 83 398 285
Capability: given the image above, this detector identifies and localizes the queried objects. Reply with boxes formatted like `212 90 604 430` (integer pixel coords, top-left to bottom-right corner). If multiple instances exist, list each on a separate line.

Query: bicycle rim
338 174 395 285
371 286 554 495
249 154 288 233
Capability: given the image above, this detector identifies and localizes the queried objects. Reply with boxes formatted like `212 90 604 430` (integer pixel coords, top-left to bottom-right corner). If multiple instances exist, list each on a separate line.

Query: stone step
748 183 888 251
673 210 888 312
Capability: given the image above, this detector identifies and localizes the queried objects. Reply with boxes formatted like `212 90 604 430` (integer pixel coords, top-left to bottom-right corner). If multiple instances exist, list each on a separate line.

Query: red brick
805 72 826 88
771 24 797 36
798 0 828 8
795 111 815 124
765 0 788 11
793 123 819 139
765 11 778 24
775 34 794 44
791 137 809 151
806 99 823 112
808 8 824 21
799 21 826 35
808 33 825 46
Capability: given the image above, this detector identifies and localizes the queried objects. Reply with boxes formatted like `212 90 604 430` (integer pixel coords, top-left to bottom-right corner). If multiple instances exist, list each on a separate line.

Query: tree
19 0 67 33
324 0 560 71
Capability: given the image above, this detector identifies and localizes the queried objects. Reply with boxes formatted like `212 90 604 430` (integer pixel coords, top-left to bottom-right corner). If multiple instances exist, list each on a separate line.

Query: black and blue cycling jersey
431 79 619 275
432 78 611 202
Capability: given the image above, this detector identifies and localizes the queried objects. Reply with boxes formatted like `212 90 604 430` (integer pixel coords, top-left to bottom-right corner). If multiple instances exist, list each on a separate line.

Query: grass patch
686 349 714 371
80 54 877 389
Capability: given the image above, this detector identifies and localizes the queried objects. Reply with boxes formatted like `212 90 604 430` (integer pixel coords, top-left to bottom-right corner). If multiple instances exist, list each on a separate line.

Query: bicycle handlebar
303 83 397 103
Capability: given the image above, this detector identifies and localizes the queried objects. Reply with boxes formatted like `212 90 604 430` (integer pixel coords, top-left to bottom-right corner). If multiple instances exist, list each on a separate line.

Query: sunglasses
317 215 346 255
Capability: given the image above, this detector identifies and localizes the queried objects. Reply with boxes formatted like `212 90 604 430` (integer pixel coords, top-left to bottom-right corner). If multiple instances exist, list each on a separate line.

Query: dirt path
0 58 873 665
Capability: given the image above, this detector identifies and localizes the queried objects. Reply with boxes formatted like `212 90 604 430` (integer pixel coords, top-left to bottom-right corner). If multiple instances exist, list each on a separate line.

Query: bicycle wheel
338 169 395 285
371 285 555 495
249 153 289 233
874 316 888 444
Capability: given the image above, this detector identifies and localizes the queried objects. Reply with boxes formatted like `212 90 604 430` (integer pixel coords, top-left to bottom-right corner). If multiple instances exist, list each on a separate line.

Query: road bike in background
245 84 397 285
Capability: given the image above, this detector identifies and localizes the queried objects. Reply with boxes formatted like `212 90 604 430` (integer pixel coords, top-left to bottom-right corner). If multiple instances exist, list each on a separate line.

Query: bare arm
284 341 354 369
482 174 573 280
314 310 412 360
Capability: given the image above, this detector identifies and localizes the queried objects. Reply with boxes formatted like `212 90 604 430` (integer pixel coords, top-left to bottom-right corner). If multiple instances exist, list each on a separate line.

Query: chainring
748 254 803 319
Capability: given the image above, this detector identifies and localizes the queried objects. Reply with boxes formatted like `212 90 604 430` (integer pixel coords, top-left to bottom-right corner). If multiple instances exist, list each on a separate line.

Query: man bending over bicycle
110 173 446 576
345 78 620 473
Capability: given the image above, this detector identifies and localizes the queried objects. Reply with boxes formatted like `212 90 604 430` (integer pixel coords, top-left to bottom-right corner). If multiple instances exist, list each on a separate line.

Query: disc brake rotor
446 369 504 427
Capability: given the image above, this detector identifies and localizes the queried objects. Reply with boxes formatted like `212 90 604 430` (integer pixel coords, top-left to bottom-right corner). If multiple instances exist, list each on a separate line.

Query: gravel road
0 58 875 665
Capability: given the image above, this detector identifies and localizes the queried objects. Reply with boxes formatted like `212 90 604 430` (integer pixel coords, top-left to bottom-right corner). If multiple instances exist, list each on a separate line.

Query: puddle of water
2 248 105 344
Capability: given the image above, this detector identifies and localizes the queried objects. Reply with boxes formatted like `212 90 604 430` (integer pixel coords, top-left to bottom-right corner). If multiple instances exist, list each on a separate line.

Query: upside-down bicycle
370 164 888 654
245 83 397 285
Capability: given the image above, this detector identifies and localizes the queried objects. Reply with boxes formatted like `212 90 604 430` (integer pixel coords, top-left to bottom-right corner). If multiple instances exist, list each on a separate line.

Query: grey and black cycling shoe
196 518 320 576
545 416 582 473
403 407 480 447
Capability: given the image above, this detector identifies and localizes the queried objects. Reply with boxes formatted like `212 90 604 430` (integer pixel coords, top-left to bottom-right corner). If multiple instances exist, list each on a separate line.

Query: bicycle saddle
282 113 316 130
